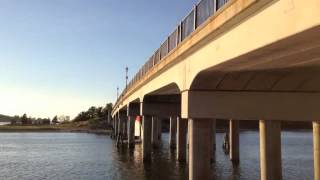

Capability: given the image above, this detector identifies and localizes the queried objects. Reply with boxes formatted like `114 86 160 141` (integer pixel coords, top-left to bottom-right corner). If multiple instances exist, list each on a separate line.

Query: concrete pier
128 115 135 149
187 119 190 164
169 116 177 149
123 117 128 138
142 115 152 161
211 119 216 162
230 119 239 164
158 118 162 141
118 116 123 137
313 121 320 180
259 120 282 180
152 116 160 148
177 117 187 161
189 119 212 180
116 115 124 146
114 117 118 139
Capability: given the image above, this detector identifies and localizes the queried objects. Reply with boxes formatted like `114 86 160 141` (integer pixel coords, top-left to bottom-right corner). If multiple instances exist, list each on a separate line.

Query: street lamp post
117 86 119 98
125 66 128 89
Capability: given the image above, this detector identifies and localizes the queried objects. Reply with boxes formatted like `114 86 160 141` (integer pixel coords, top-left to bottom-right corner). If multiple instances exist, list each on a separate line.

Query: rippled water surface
0 131 314 180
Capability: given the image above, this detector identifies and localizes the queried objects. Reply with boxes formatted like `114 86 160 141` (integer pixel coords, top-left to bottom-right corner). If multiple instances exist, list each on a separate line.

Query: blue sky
0 0 198 118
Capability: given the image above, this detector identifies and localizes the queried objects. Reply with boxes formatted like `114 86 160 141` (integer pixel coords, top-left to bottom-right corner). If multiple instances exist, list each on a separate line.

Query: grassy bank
0 122 111 135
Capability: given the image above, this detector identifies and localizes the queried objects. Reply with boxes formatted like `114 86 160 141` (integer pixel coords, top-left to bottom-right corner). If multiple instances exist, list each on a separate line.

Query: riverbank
0 123 112 135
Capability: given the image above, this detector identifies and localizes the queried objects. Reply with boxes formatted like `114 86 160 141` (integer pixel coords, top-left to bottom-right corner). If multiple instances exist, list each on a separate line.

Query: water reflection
0 131 314 180
114 131 314 180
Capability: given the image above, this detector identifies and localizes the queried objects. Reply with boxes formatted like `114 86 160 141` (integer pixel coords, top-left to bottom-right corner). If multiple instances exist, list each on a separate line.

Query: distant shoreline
0 125 111 135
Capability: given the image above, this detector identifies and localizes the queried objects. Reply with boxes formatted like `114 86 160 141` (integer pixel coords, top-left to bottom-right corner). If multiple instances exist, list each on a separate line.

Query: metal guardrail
115 0 229 108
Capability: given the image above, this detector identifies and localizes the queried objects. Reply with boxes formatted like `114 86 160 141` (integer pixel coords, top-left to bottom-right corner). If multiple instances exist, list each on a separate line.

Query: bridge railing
115 0 229 107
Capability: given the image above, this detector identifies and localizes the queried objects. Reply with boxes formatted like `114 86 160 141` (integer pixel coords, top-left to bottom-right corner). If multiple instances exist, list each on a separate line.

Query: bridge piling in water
177 117 187 162
259 120 282 180
211 119 216 162
127 115 135 149
152 116 160 148
123 117 128 138
169 116 177 149
158 118 162 141
113 114 118 139
229 119 240 165
142 115 152 162
189 119 212 180
313 121 320 180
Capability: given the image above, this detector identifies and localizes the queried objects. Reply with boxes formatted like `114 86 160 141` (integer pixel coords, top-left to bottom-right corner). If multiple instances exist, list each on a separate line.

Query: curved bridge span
112 0 320 179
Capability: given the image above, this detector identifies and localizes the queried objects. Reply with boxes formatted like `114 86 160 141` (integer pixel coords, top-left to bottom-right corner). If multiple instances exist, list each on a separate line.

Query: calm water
0 131 314 180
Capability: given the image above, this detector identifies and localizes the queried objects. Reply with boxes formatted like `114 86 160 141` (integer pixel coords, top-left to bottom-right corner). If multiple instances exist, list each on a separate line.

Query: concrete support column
313 121 320 180
128 116 135 149
139 116 142 140
170 116 177 149
177 117 188 162
118 117 122 137
229 119 240 164
116 116 124 147
113 118 117 138
152 116 160 148
189 119 212 180
212 120 216 151
187 119 191 164
259 120 282 180
210 119 216 162
142 115 152 162
123 117 128 138
158 119 162 141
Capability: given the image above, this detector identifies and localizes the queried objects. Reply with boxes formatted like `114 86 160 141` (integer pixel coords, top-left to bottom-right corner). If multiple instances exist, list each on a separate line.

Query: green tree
73 111 90 122
52 115 58 124
73 103 113 124
21 113 28 125
87 106 97 118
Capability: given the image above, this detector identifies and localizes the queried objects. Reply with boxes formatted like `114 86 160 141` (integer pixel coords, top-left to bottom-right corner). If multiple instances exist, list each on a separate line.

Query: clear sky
0 0 198 119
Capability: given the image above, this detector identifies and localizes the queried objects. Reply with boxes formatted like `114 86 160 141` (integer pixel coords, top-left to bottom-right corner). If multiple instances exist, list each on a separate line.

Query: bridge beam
259 120 282 180
142 102 180 117
177 117 187 162
182 90 320 121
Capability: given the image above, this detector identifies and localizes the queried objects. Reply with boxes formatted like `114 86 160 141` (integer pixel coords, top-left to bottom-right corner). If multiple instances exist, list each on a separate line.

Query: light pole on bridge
125 66 128 89
117 86 119 99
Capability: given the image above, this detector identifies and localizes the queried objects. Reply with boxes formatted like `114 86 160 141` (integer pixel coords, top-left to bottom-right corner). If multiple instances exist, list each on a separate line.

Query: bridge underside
181 26 320 122
191 26 320 92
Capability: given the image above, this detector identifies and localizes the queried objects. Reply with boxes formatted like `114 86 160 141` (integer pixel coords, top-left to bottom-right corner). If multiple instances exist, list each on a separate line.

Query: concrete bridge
111 0 320 179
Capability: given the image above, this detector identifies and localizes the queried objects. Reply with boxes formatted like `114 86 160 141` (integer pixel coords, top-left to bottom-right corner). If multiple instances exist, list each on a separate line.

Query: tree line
10 103 113 129
11 114 51 125
73 103 113 129
73 103 112 122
